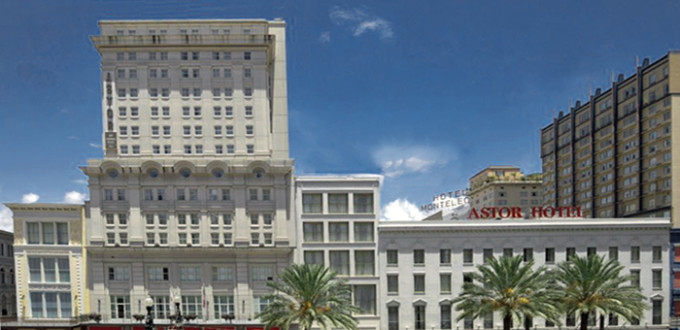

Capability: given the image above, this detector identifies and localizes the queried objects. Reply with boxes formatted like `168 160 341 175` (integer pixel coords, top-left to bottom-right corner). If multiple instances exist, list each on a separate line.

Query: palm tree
452 255 561 330
256 264 359 330
555 254 647 330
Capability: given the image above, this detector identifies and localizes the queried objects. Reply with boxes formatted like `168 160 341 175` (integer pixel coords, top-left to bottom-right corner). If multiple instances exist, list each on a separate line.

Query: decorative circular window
148 168 160 178
106 169 119 178
253 168 265 178
212 168 224 178
179 168 192 178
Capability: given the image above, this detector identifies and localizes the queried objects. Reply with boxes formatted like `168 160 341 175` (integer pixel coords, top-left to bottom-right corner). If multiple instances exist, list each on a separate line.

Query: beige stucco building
5 203 87 325
469 166 542 210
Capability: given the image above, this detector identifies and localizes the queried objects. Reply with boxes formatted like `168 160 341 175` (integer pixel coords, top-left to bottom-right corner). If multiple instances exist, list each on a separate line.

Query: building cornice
378 218 670 234
4 203 83 212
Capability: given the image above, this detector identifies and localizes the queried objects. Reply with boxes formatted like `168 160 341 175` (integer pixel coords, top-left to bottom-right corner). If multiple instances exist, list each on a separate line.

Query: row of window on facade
386 245 664 267
104 231 273 247
114 27 257 36
104 212 274 227
387 300 664 330
117 105 253 119
304 249 375 276
302 221 374 243
103 187 274 202
116 87 254 98
117 66 255 80
119 144 255 155
301 193 374 214
105 264 273 283
115 51 254 62
118 124 256 138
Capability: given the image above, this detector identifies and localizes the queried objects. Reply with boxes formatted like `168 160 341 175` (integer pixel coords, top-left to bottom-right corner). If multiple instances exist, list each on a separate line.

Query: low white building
378 218 671 330
295 175 381 330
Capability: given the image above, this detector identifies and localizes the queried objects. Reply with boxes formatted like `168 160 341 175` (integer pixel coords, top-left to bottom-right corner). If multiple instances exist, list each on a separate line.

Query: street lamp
144 297 154 330
173 294 184 330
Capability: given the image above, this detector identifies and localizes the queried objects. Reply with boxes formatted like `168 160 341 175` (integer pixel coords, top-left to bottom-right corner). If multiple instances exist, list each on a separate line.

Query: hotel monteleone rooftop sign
419 189 470 212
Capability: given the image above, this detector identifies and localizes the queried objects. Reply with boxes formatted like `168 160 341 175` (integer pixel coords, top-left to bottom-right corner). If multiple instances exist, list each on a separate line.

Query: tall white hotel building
3 18 672 330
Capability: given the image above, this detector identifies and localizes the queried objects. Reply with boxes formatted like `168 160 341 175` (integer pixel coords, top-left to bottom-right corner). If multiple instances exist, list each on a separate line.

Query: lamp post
144 297 154 330
173 294 184 330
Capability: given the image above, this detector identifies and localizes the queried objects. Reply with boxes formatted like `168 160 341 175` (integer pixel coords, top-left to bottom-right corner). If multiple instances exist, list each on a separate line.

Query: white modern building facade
295 175 381 329
378 219 671 330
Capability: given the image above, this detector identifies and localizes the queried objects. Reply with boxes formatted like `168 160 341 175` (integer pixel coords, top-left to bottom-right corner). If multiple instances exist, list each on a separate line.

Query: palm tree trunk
599 314 604 330
504 313 512 330
580 312 589 330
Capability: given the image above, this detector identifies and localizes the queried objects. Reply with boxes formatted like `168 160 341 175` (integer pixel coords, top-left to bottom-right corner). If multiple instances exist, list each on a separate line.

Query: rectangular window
147 266 169 281
653 269 662 290
414 249 425 265
355 250 375 276
353 285 376 315
181 296 202 318
353 193 374 213
631 269 640 287
213 296 234 319
523 248 534 262
653 300 662 325
328 193 348 213
440 273 452 293
388 306 399 330
354 222 374 242
566 247 576 261
414 274 425 294
441 304 452 329
609 246 618 260
387 274 399 294
303 222 323 242
653 246 662 263
329 251 349 275
545 248 555 263
180 266 201 281
302 193 322 213
213 266 234 281
463 249 474 264
631 246 640 263
304 251 324 266
328 222 349 242
440 249 451 265
108 266 130 281
387 250 398 266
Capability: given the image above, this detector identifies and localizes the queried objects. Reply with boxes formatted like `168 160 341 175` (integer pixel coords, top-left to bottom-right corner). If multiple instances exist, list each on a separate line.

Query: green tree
452 255 561 330
555 254 647 330
256 264 359 330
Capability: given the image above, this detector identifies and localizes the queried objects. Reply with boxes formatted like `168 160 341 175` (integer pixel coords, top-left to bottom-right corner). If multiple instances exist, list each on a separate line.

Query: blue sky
2 0 680 229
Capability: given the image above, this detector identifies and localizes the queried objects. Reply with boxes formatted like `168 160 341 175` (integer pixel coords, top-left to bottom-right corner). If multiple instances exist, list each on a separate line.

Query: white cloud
373 145 448 178
64 191 86 204
89 143 102 148
381 198 424 221
72 179 88 185
22 193 40 204
329 7 393 39
318 31 331 43
0 206 12 232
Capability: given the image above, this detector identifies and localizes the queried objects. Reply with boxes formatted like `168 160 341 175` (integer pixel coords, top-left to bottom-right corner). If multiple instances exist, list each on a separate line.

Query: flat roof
379 218 670 232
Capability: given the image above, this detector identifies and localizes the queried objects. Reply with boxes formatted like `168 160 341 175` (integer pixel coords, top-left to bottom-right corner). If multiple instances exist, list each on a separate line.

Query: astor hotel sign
469 206 583 219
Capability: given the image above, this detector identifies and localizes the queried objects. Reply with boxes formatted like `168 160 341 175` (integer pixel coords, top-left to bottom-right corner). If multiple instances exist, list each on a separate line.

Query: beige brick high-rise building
541 53 678 222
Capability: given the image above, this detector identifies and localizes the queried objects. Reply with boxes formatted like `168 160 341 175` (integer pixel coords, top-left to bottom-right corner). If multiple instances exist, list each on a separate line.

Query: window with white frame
329 222 349 242
251 265 274 281
182 296 202 317
328 193 348 213
28 257 69 283
353 285 376 315
353 193 374 213
354 251 375 276
147 266 169 281
26 223 68 245
30 292 71 319
212 266 234 281
108 266 130 281
180 266 201 281
303 222 323 242
329 251 349 275
213 296 234 318
354 222 374 242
